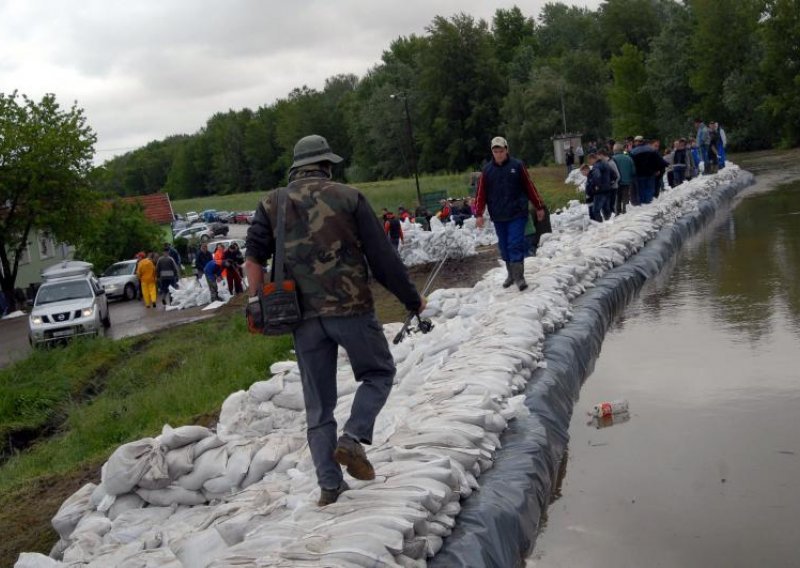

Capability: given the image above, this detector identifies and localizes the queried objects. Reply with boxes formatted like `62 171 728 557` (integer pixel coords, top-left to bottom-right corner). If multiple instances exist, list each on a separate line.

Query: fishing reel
393 313 435 344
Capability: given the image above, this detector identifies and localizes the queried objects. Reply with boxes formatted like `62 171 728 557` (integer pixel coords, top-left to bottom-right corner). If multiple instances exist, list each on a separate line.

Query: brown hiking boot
318 481 349 506
334 435 375 480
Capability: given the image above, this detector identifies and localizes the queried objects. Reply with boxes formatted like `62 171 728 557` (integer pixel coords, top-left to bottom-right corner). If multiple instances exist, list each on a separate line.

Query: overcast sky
1 0 600 163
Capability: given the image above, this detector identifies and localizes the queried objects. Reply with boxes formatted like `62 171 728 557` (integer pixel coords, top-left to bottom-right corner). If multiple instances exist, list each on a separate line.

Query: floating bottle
590 399 629 418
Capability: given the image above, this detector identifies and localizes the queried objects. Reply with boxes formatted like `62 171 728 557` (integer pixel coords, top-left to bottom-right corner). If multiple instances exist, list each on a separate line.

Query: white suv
29 261 110 347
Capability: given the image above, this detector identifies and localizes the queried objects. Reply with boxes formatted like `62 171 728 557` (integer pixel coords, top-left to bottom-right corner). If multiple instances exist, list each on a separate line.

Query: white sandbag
103 438 167 496
72 511 112 539
160 424 212 450
170 527 229 568
202 443 253 495
105 507 174 545
107 493 146 521
14 553 64 568
247 376 284 402
241 435 305 488
165 444 194 478
135 485 207 507
193 434 225 459
176 445 227 491
271 381 304 411
51 483 95 540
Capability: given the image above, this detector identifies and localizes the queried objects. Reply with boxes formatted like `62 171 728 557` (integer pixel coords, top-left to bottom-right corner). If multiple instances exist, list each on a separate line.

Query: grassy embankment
0 302 292 564
171 165 575 215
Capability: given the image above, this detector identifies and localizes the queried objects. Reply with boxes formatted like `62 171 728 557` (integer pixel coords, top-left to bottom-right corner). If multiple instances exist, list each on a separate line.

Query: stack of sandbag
399 217 495 267
166 277 232 311
19 166 753 568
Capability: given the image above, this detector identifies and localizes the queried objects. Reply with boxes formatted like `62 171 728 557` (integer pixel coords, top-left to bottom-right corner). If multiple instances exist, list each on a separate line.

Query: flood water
528 165 800 567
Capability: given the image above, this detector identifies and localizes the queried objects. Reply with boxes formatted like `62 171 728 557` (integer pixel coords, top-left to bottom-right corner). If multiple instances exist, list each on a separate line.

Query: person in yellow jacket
136 252 158 308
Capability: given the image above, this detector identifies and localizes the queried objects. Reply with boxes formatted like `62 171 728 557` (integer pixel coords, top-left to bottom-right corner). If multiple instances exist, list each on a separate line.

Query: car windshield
36 280 93 305
103 263 135 277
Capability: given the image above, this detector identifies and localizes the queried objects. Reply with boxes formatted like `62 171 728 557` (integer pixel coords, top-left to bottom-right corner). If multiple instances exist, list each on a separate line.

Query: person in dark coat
194 242 213 280
474 136 546 291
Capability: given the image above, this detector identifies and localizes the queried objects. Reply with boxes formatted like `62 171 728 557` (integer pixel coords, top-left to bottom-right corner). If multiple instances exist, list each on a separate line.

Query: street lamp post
390 92 422 206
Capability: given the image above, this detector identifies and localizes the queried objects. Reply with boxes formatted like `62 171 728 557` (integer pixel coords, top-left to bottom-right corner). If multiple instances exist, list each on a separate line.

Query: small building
120 192 175 225
1 230 74 298
552 134 583 165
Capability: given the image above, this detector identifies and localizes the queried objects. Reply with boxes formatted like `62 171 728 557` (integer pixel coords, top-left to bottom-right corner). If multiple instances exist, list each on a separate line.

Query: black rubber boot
512 262 528 291
502 262 514 288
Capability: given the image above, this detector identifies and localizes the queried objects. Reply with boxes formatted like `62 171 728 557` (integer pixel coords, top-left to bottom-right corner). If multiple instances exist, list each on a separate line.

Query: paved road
0 291 218 369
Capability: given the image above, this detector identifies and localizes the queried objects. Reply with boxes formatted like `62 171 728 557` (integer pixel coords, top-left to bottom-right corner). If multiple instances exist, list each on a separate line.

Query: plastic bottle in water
588 411 631 429
590 399 629 418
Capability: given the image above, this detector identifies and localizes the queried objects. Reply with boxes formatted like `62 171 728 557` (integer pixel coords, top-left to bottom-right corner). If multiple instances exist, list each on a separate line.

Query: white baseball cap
490 136 508 149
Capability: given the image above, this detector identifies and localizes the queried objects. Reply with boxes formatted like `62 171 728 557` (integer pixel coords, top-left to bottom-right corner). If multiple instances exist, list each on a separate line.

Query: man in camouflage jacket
245 134 425 506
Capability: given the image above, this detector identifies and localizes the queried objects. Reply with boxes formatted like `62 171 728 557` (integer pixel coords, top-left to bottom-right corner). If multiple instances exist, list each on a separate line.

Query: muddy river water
527 155 800 567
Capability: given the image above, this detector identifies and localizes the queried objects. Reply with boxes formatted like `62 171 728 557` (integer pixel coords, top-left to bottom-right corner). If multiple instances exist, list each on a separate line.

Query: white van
28 261 111 347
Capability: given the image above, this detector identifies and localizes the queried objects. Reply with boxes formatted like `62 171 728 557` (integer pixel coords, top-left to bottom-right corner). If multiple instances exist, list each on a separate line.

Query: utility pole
560 84 567 134
390 92 422 205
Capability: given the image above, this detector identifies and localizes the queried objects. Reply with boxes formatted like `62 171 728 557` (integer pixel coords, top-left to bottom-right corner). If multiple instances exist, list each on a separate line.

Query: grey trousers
293 313 395 490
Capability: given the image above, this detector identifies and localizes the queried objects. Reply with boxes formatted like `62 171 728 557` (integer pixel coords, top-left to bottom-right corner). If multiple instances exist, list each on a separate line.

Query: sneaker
318 481 349 506
334 435 375 480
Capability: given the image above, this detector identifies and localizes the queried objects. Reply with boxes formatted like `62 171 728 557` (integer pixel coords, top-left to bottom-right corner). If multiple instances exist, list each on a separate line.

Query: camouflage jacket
246 167 421 319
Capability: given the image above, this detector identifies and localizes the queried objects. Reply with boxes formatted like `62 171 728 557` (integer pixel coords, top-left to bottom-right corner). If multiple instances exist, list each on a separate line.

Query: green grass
171 166 578 217
0 304 294 563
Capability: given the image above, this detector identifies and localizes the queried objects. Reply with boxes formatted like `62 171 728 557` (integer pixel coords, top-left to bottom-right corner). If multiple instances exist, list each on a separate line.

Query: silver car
29 261 110 347
100 260 140 301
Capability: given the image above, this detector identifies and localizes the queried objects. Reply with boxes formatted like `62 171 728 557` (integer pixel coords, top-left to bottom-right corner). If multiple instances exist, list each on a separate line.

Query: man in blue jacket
475 136 546 291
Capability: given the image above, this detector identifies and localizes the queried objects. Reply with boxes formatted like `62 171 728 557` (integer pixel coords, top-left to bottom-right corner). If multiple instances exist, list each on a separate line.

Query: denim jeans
493 216 528 263
293 313 395 490
590 191 614 221
636 176 656 204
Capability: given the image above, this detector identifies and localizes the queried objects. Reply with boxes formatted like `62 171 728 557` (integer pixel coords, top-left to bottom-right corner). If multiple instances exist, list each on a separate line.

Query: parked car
99 260 140 301
174 224 213 242
233 210 256 224
200 209 220 223
217 211 234 223
208 238 247 257
29 261 110 347
185 211 200 223
208 222 229 237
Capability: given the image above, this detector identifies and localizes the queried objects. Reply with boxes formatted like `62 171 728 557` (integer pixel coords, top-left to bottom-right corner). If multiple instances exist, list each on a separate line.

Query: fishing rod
393 251 448 345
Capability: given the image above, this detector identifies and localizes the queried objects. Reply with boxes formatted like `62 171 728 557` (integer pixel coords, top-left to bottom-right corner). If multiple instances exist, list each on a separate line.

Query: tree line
93 0 799 200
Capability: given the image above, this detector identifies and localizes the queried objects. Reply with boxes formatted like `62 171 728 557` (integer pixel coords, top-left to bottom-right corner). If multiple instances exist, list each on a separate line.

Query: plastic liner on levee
17 166 754 568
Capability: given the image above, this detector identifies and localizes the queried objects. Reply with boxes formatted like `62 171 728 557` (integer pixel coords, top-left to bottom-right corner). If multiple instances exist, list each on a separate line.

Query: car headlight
82 307 95 317
31 316 43 325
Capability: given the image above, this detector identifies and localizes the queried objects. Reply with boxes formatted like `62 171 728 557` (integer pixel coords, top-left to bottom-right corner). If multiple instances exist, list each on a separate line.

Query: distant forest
94 0 799 199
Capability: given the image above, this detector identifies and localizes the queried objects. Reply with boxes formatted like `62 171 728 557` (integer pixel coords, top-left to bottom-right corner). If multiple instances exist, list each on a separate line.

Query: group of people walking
576 121 727 222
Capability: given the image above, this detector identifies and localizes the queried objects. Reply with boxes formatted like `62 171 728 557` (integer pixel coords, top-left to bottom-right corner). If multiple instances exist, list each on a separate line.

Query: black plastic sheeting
431 175 754 568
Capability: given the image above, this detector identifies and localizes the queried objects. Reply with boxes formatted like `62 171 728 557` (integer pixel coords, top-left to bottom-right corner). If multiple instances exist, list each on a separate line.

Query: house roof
120 193 174 224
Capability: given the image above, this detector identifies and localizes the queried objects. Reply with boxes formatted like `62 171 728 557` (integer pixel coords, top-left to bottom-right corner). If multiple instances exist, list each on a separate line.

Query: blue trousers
293 313 395 490
636 176 656 204
493 216 528 263
590 191 614 221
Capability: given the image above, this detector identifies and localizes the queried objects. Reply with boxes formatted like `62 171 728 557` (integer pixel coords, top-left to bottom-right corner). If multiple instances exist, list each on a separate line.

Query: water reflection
682 182 800 342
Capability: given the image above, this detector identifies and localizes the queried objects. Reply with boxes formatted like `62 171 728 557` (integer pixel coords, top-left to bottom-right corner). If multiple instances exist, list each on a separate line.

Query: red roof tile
121 193 174 224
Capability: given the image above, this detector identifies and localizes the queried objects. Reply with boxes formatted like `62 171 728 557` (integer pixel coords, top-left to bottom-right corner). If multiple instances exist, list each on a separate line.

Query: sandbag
159 424 212 450
176 445 227 491
103 438 167 496
135 485 207 507
51 483 96 540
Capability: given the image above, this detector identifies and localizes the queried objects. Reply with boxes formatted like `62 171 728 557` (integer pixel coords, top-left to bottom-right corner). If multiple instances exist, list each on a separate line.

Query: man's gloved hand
245 296 263 334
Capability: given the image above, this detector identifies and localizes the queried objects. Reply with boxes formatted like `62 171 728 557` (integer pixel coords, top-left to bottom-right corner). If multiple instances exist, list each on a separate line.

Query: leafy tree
596 0 669 57
205 110 252 195
418 14 505 171
534 3 599 59
0 92 96 310
609 44 657 138
74 200 162 272
644 5 698 140
688 0 763 125
243 106 283 192
759 0 800 146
